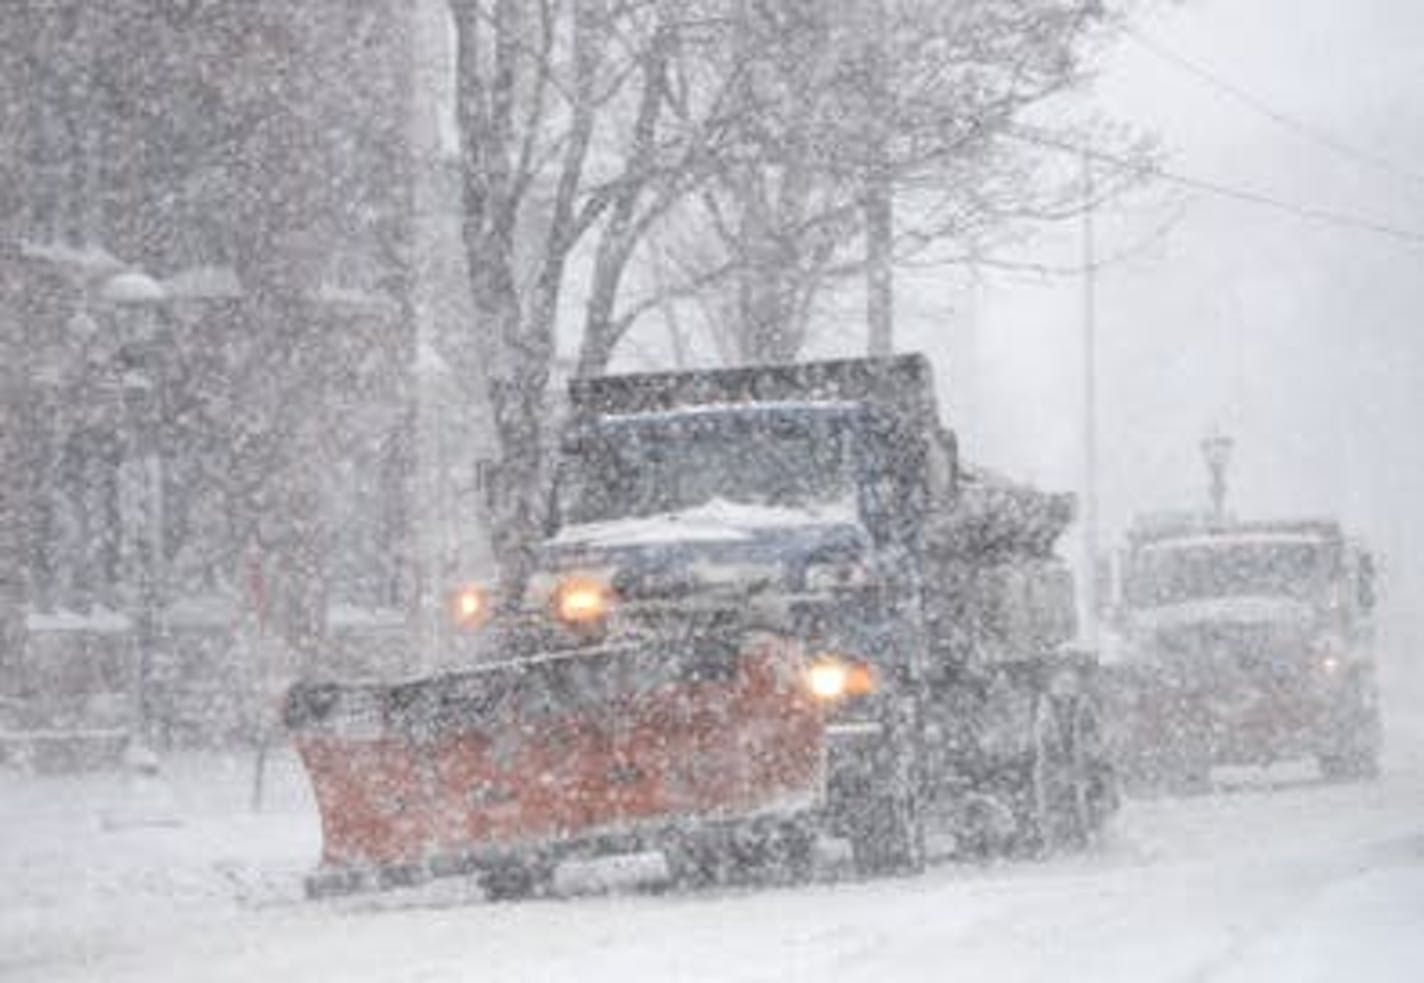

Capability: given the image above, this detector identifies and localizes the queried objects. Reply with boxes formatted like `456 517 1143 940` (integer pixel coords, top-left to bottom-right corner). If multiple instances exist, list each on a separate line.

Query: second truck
1103 512 1381 791
285 354 1117 897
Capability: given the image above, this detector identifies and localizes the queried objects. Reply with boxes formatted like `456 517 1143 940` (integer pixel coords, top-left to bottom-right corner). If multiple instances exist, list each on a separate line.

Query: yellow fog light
808 660 849 699
450 583 491 629
806 656 876 701
553 576 613 625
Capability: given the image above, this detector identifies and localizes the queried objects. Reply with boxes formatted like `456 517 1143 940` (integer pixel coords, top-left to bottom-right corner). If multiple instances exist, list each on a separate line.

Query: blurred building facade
0 1 492 753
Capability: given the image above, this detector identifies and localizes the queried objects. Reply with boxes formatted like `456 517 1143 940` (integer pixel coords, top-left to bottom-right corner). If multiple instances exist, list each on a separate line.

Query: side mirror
474 458 499 514
932 425 958 499
860 474 897 546
1357 552 1377 611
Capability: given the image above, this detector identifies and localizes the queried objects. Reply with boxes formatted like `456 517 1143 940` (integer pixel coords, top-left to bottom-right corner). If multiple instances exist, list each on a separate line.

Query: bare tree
447 0 740 575
655 0 1134 363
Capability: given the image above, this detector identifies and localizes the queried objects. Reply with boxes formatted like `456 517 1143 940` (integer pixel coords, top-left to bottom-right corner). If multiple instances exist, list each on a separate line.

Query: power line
899 206 1184 279
1122 25 1424 192
1006 127 1424 248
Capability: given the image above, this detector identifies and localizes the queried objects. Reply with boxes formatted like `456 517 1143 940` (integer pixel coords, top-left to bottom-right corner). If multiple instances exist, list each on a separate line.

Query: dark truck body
1105 515 1380 789
287 355 1116 897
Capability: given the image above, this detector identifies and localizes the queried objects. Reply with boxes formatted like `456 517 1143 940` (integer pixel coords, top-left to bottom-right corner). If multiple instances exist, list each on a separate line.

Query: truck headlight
1313 635 1347 675
806 655 876 701
450 583 492 630
553 575 613 625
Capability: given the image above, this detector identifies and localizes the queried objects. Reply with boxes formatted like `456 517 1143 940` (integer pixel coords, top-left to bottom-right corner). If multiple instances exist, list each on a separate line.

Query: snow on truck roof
568 354 939 427
1139 530 1335 553
597 400 863 426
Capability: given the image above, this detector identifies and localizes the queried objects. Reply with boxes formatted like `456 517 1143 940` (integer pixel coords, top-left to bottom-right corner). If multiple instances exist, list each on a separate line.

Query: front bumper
1140 666 1357 763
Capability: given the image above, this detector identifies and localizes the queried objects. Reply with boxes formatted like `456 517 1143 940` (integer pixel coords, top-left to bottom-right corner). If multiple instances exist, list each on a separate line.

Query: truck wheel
850 792 926 877
1171 745 1213 795
1071 697 1119 835
481 859 541 901
1319 743 1379 781
764 822 817 885
1319 669 1382 782
1020 693 1090 854
848 684 928 877
1157 698 1212 795
664 842 723 889
665 822 815 888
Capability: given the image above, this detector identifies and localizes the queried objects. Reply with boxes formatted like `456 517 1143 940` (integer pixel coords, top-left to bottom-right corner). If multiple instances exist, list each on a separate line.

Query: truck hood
538 498 868 591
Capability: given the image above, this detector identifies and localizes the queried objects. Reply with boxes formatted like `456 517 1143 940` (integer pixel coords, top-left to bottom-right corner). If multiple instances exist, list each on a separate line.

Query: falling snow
3 1 1424 981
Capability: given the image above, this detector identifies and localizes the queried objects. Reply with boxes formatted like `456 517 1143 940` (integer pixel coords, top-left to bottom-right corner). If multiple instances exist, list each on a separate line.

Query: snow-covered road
5 693 1423 982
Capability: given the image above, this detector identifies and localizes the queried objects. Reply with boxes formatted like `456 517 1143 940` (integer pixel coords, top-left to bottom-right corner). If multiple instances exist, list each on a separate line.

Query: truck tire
1154 691 1212 795
1319 743 1379 782
850 705 927 877
1318 668 1382 782
665 821 816 888
480 859 542 901
1071 695 1119 835
663 839 724 889
1019 691 1091 854
1161 733 1212 794
850 791 926 877
766 822 817 885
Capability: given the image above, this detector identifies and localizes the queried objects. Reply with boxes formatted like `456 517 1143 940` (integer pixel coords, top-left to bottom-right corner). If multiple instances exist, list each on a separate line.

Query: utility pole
864 0 894 356
1081 145 1100 650
1201 429 1234 522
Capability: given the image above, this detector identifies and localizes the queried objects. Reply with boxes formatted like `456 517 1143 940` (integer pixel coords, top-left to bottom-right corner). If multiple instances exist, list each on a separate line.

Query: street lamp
1201 430 1234 522
104 269 168 747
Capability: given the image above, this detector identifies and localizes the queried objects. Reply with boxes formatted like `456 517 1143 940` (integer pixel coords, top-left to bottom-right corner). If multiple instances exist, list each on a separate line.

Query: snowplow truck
1103 515 1380 790
285 354 1117 898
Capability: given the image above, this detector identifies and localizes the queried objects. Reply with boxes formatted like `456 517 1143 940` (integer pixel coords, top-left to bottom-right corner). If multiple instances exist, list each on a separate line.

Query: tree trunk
450 0 597 588
0 245 28 692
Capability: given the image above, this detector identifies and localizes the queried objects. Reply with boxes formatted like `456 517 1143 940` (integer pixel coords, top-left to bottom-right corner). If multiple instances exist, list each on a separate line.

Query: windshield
557 408 858 527
1127 538 1336 607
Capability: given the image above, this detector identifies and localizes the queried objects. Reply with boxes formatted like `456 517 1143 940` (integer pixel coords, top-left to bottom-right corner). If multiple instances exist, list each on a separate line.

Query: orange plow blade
285 636 824 895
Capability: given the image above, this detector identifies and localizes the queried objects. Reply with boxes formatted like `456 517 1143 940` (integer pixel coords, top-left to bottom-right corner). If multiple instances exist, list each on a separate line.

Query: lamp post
864 0 894 356
104 270 167 747
1081 145 1099 649
1201 430 1234 522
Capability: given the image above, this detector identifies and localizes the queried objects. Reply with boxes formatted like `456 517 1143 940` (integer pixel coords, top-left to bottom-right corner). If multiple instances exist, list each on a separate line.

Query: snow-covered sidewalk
5 755 1423 981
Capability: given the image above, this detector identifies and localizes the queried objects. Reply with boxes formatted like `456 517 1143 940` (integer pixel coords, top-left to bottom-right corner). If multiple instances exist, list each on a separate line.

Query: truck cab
1109 516 1380 786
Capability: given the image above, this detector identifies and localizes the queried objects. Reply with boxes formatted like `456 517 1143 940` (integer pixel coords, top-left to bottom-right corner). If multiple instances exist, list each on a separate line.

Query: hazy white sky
886 0 1424 623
